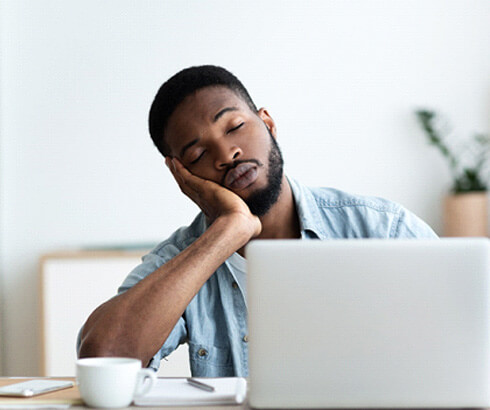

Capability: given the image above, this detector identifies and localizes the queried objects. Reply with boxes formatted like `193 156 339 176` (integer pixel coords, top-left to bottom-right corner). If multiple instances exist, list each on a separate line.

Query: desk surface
0 377 245 409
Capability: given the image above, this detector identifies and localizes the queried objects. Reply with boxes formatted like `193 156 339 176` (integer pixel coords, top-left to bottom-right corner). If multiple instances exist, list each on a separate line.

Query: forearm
78 214 255 365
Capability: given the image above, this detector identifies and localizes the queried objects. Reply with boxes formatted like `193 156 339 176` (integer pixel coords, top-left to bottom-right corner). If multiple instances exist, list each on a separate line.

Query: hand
166 158 262 238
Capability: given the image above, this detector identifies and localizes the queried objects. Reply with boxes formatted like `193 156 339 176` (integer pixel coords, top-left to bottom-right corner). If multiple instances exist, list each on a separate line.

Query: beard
244 131 284 217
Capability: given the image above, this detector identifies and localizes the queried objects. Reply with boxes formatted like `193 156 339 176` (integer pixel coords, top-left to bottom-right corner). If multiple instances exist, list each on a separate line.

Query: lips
224 162 259 190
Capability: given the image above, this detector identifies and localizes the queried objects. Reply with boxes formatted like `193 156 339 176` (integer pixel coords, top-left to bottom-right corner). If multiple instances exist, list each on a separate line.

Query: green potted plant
415 109 489 236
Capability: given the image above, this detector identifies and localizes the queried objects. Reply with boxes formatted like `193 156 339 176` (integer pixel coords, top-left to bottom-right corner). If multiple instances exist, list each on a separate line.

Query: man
77 65 437 377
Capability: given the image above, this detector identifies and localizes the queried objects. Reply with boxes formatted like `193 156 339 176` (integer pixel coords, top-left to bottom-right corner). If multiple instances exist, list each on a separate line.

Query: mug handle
134 368 157 398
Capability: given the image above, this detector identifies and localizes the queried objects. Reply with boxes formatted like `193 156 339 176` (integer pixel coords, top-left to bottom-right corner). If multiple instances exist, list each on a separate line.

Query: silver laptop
246 238 490 408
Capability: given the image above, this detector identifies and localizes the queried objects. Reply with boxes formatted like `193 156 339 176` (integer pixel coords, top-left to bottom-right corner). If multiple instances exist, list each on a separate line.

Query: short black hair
149 65 258 157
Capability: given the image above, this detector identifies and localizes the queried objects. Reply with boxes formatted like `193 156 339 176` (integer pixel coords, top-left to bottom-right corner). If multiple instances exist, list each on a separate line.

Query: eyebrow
213 106 238 122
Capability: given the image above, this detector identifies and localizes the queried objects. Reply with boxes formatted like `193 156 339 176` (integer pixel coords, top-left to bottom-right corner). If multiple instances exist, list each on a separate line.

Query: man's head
149 65 258 157
148 65 284 216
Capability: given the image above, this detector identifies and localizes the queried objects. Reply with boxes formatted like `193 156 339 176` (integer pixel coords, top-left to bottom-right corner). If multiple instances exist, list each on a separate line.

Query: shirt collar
287 176 326 239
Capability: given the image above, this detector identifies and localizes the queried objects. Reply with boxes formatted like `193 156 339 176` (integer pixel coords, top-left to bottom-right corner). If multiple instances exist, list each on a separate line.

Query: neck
238 175 300 257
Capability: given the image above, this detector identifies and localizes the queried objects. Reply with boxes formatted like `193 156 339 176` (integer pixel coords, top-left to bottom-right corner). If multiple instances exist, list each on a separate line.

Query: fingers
165 157 183 185
166 157 193 185
165 157 255 225
165 157 207 199
166 157 191 194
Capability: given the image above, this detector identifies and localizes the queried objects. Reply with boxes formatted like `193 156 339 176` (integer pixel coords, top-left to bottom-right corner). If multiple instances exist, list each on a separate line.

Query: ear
257 108 277 139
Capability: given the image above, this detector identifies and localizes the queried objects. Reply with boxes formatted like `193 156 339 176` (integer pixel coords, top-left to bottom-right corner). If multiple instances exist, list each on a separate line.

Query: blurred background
0 0 489 376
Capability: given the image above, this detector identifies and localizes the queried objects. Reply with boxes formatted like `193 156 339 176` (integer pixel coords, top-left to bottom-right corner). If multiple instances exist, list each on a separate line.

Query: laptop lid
246 238 490 408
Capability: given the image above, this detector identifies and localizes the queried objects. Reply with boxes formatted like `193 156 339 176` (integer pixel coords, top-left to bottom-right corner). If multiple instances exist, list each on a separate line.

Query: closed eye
227 122 244 134
190 151 206 164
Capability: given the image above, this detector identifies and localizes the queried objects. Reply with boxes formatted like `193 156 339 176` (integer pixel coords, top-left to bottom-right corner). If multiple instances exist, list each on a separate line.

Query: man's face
164 86 284 216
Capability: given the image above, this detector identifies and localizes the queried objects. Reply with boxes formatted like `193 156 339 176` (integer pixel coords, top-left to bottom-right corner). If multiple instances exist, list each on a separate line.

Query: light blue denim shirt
114 178 437 377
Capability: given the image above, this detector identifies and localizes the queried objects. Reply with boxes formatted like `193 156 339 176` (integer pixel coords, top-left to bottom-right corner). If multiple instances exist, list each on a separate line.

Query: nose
214 143 242 169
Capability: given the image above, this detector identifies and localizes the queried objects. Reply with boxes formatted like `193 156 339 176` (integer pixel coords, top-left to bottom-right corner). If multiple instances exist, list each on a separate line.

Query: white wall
0 0 489 376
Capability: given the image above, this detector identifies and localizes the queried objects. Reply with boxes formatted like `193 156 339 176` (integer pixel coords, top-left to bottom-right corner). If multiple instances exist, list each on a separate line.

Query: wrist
214 212 262 244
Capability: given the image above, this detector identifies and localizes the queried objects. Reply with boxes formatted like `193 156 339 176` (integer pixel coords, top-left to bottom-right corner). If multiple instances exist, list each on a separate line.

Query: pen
186 377 215 392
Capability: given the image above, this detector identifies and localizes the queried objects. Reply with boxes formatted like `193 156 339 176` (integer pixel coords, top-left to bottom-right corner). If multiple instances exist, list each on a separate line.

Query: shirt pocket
188 342 235 377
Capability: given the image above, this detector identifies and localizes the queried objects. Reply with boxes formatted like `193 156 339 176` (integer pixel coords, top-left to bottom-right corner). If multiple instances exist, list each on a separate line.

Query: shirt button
242 335 249 343
232 281 239 289
197 348 208 357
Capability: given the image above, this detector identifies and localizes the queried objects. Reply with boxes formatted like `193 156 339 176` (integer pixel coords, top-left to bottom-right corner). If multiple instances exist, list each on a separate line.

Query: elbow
77 326 123 359
78 336 113 359
78 333 153 368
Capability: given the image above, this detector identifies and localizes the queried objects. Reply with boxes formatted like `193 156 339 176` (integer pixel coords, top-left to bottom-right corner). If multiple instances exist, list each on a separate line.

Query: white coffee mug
76 357 156 408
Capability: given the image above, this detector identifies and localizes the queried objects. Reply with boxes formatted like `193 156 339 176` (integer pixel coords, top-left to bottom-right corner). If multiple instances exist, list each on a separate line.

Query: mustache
220 159 263 186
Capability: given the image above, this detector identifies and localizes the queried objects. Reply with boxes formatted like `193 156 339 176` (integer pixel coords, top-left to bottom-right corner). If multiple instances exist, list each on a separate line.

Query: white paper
134 377 247 406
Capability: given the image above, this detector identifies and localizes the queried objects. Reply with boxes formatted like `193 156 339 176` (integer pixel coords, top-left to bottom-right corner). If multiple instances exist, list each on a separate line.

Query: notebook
133 377 247 406
246 238 490 408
